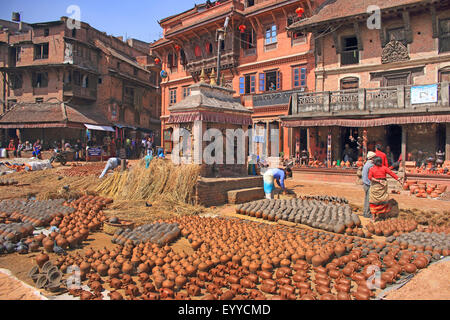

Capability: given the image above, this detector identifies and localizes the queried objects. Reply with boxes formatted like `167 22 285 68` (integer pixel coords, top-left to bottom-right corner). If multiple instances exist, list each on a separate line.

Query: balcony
252 88 307 107
63 83 97 100
185 51 239 77
290 83 450 116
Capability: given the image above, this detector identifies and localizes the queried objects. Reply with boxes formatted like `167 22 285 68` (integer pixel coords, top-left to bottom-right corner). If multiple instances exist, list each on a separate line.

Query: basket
103 220 135 235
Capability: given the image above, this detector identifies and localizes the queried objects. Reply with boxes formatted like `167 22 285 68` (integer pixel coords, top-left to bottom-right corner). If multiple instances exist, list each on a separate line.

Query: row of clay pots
46 215 444 300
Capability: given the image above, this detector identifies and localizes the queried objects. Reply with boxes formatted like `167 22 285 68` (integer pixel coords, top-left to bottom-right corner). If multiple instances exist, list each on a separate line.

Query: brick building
0 16 161 149
283 0 450 166
150 0 324 163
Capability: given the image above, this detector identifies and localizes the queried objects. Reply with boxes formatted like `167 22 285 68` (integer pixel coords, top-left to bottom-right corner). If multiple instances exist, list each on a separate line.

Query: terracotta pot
36 251 49 268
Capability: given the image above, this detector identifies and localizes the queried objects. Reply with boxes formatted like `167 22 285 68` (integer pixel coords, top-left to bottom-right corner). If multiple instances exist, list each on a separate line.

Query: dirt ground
286 179 450 214
384 259 450 300
0 166 449 300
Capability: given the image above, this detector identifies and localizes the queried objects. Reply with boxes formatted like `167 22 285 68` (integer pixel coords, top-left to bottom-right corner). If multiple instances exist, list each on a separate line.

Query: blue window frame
265 25 277 45
293 66 307 88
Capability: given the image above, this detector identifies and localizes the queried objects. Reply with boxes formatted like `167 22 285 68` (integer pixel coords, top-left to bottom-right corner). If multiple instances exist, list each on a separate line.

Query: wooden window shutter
239 76 245 94
259 73 265 92
250 74 256 93
276 71 282 90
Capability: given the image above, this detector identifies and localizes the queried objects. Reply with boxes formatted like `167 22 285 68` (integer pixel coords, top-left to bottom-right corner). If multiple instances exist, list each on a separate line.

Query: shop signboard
87 147 102 156
411 84 438 104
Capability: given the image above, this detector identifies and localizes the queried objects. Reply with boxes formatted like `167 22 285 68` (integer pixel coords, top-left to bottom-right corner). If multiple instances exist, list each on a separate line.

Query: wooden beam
305 0 313 14
281 7 288 20
254 16 263 31
249 18 257 32
270 11 277 25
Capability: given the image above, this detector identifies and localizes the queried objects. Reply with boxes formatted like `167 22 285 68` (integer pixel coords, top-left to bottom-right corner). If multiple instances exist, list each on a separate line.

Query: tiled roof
0 102 111 126
165 5 234 36
169 82 252 114
288 0 428 30
94 40 150 73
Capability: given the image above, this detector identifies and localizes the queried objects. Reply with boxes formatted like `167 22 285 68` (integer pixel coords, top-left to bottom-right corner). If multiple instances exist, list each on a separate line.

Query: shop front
282 83 450 183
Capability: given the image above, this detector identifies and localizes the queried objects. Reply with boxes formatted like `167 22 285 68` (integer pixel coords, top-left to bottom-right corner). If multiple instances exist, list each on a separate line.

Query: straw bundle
95 158 201 204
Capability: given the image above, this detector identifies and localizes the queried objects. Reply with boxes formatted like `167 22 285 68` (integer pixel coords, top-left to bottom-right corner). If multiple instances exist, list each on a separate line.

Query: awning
84 124 115 132
114 123 137 130
137 127 153 133
282 114 450 128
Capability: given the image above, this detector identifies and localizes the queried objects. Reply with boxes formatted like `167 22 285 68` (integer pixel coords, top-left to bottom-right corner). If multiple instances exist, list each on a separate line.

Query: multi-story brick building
284 0 450 165
151 0 323 161
0 16 161 149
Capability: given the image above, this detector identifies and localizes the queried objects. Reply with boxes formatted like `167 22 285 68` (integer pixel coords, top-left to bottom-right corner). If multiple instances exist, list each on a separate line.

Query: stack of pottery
236 198 363 236
112 222 180 246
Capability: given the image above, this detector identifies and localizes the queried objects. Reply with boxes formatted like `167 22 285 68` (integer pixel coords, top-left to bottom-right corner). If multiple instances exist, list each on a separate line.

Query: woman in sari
368 157 402 221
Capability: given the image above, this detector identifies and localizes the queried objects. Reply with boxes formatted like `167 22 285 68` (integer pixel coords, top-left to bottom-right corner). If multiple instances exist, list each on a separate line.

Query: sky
0 0 200 43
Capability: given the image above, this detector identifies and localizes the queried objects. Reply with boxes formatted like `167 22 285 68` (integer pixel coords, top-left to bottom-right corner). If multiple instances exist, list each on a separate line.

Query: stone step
227 187 265 204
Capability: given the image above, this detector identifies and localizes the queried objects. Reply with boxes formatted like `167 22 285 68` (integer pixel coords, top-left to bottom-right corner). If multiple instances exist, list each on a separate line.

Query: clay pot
122 261 134 275
96 263 108 276
43 239 54 253
36 251 49 268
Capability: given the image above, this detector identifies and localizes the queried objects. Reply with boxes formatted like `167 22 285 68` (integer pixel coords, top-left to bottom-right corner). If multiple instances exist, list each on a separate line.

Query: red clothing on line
368 165 399 180
375 150 388 167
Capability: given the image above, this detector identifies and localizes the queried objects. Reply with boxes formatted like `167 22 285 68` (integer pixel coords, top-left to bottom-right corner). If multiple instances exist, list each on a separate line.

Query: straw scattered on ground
96 158 201 204
96 159 205 223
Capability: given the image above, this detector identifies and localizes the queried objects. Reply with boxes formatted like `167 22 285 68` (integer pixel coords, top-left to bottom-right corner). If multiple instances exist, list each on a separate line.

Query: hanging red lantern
174 44 181 51
296 7 305 18
239 24 247 33
154 57 161 64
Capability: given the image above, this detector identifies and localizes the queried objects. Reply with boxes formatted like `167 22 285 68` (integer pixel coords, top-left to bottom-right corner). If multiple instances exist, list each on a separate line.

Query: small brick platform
292 168 358 184
195 176 263 207
228 187 264 204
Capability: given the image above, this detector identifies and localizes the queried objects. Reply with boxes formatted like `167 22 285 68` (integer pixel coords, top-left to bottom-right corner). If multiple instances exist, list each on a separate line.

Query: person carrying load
368 156 402 221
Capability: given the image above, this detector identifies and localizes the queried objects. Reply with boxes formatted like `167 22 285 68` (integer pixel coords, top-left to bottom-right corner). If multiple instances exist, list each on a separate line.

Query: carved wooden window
194 45 202 57
439 18 450 53
340 77 359 90
205 42 214 55
246 0 255 7
180 49 187 65
386 27 407 46
341 36 359 65
383 73 410 87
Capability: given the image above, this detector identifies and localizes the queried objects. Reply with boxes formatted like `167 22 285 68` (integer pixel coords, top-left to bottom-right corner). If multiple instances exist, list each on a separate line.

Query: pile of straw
96 158 201 204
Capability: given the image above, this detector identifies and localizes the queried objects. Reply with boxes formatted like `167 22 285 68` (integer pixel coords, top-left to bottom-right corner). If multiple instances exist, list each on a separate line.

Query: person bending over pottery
263 167 291 199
